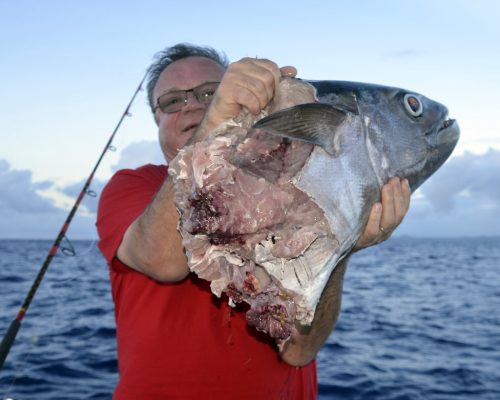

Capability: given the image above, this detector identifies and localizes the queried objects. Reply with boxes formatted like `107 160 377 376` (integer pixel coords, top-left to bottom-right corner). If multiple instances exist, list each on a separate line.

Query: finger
392 178 411 224
238 58 281 104
280 66 297 77
226 58 280 112
379 179 396 230
252 58 281 94
392 178 405 221
355 202 383 249
231 82 266 115
401 178 411 213
353 202 381 250
366 202 383 239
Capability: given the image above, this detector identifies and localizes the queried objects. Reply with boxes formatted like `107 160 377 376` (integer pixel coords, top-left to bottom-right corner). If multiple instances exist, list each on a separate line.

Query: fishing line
56 188 106 282
0 70 149 372
51 238 99 284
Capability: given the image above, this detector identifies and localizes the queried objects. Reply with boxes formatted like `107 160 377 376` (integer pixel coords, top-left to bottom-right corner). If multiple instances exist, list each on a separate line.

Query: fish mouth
439 118 455 131
437 118 460 145
406 118 459 192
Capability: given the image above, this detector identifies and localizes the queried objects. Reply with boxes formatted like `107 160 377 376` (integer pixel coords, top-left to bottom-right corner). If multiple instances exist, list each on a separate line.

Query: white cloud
0 159 98 239
110 140 164 172
61 140 165 215
0 160 58 213
396 149 500 237
420 149 500 211
61 179 107 215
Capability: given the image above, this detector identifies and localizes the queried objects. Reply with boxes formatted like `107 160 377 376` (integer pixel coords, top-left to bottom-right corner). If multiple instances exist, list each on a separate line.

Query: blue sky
1 1 499 239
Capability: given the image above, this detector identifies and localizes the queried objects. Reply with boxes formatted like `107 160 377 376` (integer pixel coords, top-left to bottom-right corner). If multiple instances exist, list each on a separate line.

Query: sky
0 0 499 239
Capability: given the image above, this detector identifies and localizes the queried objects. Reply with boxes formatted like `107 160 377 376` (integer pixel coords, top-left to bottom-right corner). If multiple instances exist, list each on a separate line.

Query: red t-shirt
96 164 318 399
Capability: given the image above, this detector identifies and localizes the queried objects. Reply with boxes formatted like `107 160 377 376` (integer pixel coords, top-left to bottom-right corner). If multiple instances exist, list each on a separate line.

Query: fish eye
404 94 423 117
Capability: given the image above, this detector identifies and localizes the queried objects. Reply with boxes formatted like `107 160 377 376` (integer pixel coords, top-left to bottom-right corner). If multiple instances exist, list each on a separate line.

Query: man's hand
281 177 411 366
198 57 297 135
354 177 411 251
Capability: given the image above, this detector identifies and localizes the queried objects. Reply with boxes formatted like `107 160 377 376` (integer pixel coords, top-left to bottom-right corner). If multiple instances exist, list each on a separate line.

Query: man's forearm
118 176 189 282
279 258 348 366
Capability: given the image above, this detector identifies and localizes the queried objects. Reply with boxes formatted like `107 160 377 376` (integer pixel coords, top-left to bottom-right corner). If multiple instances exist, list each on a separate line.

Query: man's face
153 56 225 162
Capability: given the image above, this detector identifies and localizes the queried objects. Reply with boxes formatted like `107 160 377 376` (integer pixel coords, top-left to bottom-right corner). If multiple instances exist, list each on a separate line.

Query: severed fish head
255 80 460 194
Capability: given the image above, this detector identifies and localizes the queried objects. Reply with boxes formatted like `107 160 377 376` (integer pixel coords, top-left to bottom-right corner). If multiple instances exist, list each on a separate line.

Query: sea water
1 237 499 399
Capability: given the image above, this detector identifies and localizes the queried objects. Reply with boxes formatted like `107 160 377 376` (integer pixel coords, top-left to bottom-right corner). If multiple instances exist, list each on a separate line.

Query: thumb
280 66 297 78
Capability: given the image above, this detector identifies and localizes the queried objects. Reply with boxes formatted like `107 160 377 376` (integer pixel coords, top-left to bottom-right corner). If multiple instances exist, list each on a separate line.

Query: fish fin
324 93 359 115
306 81 360 115
254 103 347 156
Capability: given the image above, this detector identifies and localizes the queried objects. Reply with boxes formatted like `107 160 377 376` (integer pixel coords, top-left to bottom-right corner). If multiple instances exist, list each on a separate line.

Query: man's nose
182 91 205 111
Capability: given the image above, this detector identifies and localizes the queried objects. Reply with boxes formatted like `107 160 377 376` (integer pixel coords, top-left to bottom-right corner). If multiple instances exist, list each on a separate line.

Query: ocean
0 237 499 399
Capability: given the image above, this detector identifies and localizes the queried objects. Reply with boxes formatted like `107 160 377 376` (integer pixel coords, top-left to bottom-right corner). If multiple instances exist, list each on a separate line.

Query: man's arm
117 176 189 282
280 177 411 366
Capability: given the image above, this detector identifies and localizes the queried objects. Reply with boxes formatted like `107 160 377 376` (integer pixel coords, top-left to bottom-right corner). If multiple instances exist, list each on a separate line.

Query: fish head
310 80 460 192
255 79 460 193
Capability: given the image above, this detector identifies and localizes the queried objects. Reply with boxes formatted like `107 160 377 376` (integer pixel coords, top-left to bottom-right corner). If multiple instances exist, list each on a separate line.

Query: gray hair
146 43 229 113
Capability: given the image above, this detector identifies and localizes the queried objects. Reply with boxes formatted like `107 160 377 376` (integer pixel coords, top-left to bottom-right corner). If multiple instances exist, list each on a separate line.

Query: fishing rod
0 71 148 371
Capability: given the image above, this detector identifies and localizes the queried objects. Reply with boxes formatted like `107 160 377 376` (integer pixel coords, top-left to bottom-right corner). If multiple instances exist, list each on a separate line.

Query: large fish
169 78 459 343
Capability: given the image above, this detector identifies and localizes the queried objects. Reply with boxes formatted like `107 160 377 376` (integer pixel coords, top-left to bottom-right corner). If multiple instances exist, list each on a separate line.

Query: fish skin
254 79 459 311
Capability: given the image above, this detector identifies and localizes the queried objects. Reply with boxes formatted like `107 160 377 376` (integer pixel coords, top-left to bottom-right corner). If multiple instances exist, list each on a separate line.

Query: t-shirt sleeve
96 164 168 271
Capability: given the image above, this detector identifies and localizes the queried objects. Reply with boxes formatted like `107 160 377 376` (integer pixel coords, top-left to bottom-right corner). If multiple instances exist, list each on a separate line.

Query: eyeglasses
154 81 220 114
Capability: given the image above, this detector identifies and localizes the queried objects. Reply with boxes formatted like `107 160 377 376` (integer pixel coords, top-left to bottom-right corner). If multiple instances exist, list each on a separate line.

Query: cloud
53 140 163 216
395 149 500 237
419 149 500 212
0 159 58 213
61 179 107 215
110 140 164 172
0 159 98 239
61 140 165 215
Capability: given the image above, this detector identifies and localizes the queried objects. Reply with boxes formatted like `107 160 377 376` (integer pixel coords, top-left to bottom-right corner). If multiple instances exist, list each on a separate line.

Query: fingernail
374 203 382 213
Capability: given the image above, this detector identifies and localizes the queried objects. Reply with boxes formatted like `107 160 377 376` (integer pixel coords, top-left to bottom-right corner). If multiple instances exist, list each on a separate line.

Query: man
97 43 410 399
